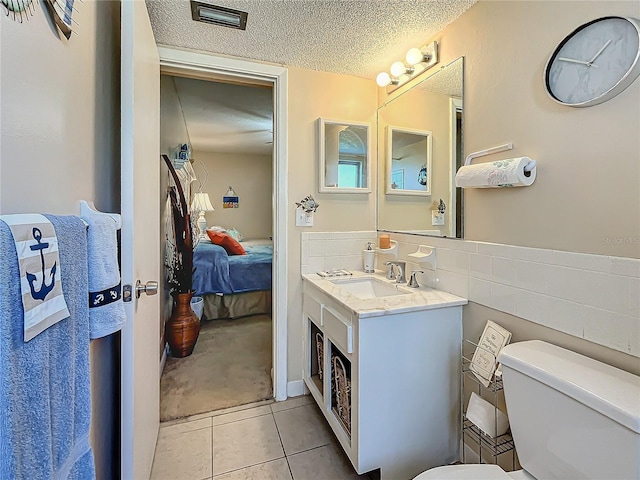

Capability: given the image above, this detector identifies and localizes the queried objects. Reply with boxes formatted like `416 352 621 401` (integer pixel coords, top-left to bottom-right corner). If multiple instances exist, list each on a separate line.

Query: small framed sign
223 186 239 208
470 320 512 387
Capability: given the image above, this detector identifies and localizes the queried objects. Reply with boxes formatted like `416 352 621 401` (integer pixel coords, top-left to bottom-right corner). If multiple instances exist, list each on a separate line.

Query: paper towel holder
464 142 536 173
464 143 513 166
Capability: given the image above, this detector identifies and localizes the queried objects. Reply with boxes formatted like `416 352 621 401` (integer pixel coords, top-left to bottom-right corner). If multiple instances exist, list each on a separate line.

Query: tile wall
300 231 639 357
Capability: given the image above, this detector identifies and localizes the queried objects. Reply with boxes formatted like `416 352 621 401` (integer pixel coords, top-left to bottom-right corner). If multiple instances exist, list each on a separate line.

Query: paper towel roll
455 157 537 188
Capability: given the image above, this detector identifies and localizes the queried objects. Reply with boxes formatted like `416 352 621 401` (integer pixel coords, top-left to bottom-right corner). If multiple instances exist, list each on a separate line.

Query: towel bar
79 200 122 229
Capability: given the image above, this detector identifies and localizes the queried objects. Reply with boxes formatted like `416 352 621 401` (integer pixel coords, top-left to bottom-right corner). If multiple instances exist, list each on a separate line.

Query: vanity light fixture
376 72 400 88
190 1 248 30
406 47 433 66
390 61 414 77
377 41 439 92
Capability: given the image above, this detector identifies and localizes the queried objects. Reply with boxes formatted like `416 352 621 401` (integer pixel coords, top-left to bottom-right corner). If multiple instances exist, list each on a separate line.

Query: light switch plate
296 208 313 227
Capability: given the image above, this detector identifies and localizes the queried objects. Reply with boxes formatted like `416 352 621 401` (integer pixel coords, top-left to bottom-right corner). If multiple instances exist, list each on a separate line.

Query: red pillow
206 230 246 256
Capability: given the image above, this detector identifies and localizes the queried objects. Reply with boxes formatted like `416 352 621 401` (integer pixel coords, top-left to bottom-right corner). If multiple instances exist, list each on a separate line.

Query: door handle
135 280 158 298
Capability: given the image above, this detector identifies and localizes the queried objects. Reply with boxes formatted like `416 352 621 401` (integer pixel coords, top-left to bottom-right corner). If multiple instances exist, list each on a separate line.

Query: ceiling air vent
190 1 248 30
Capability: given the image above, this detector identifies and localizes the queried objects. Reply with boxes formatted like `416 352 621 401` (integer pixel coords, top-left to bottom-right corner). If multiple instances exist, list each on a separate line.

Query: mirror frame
385 125 433 196
318 117 372 194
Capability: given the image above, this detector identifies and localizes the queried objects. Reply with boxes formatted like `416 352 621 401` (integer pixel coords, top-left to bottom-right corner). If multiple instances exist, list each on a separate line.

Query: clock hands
588 39 612 65
557 57 599 68
557 40 612 69
558 40 611 68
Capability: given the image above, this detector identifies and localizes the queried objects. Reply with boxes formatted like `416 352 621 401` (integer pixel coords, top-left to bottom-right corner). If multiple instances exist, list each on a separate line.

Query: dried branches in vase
162 154 200 357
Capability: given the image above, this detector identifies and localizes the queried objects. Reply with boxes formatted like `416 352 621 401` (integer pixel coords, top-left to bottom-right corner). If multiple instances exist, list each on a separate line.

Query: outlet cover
296 208 314 227
432 210 445 226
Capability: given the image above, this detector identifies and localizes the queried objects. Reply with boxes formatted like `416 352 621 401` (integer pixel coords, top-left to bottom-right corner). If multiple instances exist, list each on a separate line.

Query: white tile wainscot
387 233 640 358
300 232 639 357
302 271 466 480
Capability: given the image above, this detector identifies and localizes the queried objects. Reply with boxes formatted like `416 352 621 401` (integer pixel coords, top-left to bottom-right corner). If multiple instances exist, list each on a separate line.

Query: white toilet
415 340 640 480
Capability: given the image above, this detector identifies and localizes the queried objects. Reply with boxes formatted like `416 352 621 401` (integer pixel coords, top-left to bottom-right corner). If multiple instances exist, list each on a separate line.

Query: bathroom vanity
302 272 467 480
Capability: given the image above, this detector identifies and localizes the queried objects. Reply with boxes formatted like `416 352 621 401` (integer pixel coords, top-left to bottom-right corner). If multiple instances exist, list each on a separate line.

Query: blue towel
0 214 71 341
83 214 126 339
0 215 95 479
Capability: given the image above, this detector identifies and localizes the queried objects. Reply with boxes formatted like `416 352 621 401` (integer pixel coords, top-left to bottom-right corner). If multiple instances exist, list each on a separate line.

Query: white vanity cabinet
302 277 465 480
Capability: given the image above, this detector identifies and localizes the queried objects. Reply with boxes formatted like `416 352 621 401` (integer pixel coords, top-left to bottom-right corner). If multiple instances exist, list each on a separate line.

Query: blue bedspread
192 242 272 295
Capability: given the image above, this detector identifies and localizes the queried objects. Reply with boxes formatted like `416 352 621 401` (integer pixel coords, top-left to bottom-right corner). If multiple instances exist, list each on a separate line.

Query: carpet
160 314 273 421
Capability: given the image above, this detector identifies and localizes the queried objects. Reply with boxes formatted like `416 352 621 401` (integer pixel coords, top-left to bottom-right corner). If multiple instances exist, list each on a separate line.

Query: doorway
159 74 276 420
158 47 289 411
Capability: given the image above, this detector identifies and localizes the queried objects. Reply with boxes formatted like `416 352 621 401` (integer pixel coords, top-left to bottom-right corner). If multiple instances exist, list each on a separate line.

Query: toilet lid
414 464 512 480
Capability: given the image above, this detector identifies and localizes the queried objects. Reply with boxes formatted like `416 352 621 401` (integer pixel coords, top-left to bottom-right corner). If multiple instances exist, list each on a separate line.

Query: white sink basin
330 277 410 299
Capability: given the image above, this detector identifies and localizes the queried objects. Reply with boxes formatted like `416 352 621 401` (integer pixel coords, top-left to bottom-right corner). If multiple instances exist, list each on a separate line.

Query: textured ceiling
415 56 463 96
155 1 474 156
147 0 477 79
171 75 274 155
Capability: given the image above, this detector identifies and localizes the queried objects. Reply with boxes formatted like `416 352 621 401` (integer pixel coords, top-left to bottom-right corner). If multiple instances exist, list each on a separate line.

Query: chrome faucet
408 271 424 288
385 262 396 280
385 261 406 283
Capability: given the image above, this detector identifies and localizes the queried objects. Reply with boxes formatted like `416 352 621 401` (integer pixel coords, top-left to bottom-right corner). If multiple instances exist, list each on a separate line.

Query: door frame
158 46 288 401
449 97 462 238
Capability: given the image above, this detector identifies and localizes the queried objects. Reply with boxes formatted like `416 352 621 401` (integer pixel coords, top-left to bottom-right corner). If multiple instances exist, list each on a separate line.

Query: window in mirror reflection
338 160 362 188
318 118 371 193
391 169 405 189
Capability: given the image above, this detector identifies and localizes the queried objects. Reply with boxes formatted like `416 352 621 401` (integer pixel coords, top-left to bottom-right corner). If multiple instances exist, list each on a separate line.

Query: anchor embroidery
26 227 57 301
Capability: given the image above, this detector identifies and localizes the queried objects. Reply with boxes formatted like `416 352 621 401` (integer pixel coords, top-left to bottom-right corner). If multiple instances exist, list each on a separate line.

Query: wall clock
544 16 640 107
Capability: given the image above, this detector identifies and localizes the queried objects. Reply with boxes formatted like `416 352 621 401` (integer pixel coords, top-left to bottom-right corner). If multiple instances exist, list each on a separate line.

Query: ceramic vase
166 291 200 358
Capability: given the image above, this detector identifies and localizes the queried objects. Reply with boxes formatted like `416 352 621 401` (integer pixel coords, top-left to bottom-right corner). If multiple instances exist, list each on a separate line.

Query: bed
192 239 273 319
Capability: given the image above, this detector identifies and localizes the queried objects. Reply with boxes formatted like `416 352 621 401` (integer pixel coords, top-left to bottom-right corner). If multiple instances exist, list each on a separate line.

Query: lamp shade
191 192 215 212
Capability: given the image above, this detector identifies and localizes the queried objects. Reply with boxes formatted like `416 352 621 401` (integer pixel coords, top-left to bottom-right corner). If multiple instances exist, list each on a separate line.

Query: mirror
377 57 464 238
386 127 432 196
318 118 371 193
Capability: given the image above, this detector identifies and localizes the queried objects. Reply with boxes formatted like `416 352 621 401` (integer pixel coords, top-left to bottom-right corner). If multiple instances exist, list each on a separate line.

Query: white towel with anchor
82 214 126 339
0 214 70 341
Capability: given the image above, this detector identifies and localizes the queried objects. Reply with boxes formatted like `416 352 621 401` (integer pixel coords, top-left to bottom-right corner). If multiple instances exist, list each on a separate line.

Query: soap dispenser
363 242 375 273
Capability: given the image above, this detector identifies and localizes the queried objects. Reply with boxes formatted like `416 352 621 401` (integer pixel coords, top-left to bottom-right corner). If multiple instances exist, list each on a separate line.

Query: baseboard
159 343 169 377
286 379 307 397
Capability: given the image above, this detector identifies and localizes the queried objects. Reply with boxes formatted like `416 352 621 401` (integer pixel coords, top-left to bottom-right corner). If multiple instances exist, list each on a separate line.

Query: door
121 1 160 478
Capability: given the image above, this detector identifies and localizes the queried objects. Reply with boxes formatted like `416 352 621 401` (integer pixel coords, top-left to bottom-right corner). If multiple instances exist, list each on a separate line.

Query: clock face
545 17 640 106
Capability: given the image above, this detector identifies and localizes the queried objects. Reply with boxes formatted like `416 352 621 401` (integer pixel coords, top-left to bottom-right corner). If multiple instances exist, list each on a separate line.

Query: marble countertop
302 270 467 319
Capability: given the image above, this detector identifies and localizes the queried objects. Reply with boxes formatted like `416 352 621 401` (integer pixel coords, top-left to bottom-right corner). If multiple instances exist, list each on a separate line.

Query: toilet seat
413 464 513 480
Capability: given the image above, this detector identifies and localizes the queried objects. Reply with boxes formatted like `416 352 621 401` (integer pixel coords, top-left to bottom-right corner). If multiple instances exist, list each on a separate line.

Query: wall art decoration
2 0 35 22
223 186 239 208
43 0 75 39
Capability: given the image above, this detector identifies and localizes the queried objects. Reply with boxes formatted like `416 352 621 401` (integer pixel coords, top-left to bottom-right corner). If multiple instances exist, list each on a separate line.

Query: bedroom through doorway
159 72 275 422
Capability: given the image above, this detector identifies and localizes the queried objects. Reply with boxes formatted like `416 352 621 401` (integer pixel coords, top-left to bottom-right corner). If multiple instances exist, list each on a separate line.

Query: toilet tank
497 341 640 480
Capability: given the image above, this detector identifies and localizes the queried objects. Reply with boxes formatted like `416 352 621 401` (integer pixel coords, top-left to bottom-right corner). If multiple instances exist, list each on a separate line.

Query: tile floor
151 395 371 480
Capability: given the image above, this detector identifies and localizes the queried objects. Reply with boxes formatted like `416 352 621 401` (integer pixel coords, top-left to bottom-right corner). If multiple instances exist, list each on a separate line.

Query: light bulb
390 61 408 77
406 47 424 65
376 72 391 87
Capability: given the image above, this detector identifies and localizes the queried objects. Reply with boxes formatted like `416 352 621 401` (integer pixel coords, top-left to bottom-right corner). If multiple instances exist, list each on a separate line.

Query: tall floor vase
166 292 200 358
